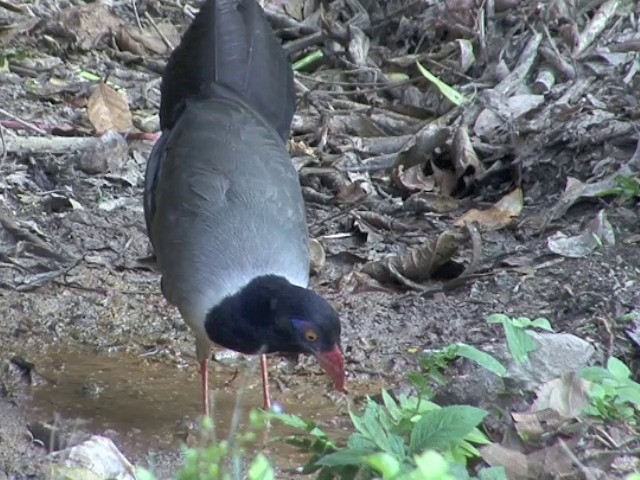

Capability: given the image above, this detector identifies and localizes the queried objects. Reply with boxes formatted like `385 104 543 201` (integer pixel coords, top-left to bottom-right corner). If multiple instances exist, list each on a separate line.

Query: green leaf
485 314 509 324
413 450 454 479
530 318 553 331
409 406 487 454
268 412 312 430
292 50 324 71
616 384 640 407
387 434 407 459
382 390 402 422
347 433 377 451
364 453 401 479
248 454 275 480
316 448 373 467
455 344 507 377
504 322 539 363
415 61 466 106
464 427 491 445
478 466 509 480
511 317 532 328
607 357 631 380
581 366 614 383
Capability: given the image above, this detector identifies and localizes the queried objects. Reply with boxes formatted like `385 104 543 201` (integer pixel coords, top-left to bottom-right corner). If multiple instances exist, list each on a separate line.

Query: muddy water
21 346 355 474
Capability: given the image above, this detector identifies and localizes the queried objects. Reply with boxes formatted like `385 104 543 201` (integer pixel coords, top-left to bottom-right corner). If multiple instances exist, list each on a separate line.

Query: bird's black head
205 275 345 391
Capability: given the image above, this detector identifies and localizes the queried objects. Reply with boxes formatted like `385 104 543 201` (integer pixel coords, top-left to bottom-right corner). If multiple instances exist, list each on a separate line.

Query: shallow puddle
20 345 356 475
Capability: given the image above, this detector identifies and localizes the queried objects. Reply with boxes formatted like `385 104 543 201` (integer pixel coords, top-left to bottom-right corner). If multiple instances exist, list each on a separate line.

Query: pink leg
260 354 271 410
200 358 210 417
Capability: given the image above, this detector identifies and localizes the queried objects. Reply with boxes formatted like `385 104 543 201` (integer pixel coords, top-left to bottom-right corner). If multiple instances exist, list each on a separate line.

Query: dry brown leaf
455 188 523 230
528 439 577 479
338 270 388 294
309 238 326 274
480 443 529 480
451 125 485 194
87 83 133 134
530 371 591 418
548 209 615 258
361 227 467 285
512 412 544 444
333 181 367 204
57 1 122 51
391 164 434 192
404 192 460 214
0 17 40 46
431 161 458 196
116 24 179 55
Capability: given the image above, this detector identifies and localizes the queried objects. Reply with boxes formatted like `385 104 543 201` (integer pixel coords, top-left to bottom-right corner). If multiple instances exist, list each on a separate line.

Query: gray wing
149 96 310 317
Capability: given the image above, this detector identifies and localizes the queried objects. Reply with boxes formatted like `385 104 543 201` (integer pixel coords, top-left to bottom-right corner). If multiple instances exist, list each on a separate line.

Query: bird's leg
260 354 271 410
200 358 210 417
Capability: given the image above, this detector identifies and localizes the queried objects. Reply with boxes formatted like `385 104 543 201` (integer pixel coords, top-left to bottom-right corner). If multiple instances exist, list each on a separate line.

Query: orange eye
305 330 318 342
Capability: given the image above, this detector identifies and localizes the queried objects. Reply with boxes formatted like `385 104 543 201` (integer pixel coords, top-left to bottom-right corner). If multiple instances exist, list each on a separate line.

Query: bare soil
1 0 639 478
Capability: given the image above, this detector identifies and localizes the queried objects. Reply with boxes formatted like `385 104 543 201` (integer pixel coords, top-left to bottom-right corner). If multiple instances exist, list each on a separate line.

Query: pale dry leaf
528 439 577 478
333 181 367 204
548 209 615 258
392 164 434 192
58 2 122 51
549 175 618 221
474 94 545 139
512 412 544 444
431 161 458 196
362 227 467 284
480 443 529 480
309 238 326 273
116 23 180 55
452 125 485 193
87 83 133 133
455 188 523 230
530 371 591 418
403 192 460 214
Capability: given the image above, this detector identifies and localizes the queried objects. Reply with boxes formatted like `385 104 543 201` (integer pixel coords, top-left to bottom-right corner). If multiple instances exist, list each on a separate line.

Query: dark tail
159 0 295 141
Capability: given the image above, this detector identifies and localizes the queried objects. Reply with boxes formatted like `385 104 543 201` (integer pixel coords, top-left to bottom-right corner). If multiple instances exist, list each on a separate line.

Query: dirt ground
1 0 640 478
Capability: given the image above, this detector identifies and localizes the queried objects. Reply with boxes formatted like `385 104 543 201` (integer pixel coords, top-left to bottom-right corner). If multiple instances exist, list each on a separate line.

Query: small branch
144 11 174 50
0 107 48 135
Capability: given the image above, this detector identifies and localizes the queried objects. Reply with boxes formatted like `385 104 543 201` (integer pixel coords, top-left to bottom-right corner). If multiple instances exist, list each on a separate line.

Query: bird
142 0 345 416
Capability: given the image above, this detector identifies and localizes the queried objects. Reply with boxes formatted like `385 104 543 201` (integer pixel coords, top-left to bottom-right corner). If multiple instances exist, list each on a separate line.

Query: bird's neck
203 275 297 355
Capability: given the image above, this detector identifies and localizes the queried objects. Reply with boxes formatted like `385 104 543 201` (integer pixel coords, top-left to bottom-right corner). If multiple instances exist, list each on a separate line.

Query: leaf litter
0 0 639 477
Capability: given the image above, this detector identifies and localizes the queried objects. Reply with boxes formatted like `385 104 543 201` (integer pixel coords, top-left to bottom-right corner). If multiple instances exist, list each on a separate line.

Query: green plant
598 175 640 202
581 357 640 424
268 391 490 479
407 344 506 399
486 314 552 363
137 412 274 480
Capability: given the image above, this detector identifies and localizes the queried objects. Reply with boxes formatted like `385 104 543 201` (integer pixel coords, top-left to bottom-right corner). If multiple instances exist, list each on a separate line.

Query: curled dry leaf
474 94 545 140
309 238 326 274
361 227 468 285
455 188 523 230
333 181 368 204
451 124 485 194
479 443 529 480
116 23 180 56
404 192 460 214
530 371 591 419
391 164 434 193
87 83 133 134
351 210 413 244
547 209 615 258
57 1 122 51
549 175 620 221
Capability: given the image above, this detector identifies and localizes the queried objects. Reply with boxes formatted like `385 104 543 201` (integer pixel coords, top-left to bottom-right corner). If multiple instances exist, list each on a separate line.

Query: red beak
315 346 346 392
